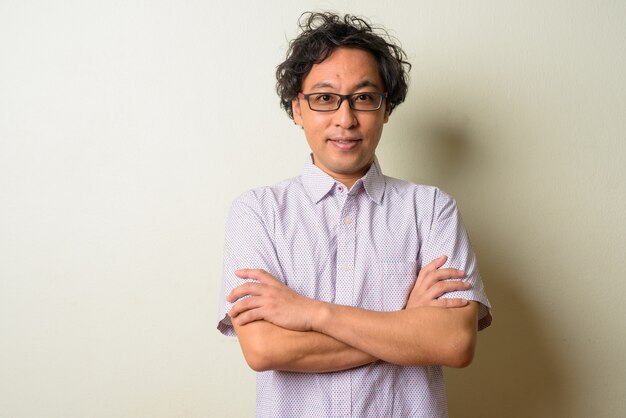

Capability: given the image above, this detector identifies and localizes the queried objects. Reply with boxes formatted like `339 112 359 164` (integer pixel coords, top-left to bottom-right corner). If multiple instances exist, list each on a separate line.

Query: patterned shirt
217 156 492 418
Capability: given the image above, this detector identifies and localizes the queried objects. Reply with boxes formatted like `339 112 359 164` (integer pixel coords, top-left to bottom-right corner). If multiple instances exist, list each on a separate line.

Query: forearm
228 268 479 369
233 319 377 373
312 302 478 368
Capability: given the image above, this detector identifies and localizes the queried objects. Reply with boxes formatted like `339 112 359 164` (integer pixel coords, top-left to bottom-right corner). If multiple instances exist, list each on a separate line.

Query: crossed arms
227 256 479 373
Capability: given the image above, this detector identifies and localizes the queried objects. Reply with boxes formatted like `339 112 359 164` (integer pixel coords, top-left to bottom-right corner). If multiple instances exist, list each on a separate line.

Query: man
217 12 491 418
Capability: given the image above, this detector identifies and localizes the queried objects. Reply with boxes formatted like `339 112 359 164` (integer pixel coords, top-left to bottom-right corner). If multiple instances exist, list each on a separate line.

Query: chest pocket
375 261 418 311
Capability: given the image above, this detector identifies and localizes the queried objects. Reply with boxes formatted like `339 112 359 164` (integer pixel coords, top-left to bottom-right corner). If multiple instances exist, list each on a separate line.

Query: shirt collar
301 154 386 205
360 157 385 205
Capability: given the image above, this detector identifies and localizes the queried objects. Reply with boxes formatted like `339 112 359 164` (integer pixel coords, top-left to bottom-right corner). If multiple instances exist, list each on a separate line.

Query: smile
328 138 361 150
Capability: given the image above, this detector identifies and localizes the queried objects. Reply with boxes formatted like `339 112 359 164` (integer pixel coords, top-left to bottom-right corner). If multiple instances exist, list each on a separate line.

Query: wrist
310 300 332 333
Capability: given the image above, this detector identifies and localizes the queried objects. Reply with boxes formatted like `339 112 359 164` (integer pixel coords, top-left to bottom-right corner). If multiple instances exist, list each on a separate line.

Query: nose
333 97 358 129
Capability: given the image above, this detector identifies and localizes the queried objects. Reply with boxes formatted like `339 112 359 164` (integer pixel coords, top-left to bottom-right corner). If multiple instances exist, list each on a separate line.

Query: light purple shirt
218 156 492 418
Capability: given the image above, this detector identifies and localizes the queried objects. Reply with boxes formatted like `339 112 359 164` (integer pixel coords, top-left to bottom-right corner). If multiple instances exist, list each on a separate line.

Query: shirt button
343 217 352 225
340 264 351 272
337 185 344 192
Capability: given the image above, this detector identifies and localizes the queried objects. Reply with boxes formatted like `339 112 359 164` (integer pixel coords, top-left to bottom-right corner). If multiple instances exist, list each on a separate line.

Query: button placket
335 193 357 306
336 190 358 417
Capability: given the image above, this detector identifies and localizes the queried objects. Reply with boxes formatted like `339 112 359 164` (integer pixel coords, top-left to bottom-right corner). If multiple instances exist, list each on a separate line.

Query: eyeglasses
299 92 387 112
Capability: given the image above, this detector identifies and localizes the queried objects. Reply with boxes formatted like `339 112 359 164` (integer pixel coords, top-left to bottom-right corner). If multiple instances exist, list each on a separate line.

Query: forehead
301 47 384 91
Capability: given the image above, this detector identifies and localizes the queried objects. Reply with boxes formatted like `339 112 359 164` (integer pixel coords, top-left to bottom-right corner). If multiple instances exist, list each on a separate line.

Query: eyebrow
310 80 382 90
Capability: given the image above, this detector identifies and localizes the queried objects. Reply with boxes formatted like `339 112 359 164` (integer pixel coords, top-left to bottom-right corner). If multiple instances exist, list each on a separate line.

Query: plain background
1 1 625 417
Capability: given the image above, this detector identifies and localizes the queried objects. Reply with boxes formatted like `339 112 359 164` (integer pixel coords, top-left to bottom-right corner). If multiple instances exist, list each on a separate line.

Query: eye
313 94 334 103
354 93 375 103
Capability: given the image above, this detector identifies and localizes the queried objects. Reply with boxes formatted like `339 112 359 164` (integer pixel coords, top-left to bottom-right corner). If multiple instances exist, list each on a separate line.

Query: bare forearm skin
312 302 479 368
228 266 479 372
233 319 377 373
233 301 477 372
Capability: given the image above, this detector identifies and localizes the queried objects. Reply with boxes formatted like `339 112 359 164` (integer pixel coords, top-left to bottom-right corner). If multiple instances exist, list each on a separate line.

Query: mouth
328 137 361 151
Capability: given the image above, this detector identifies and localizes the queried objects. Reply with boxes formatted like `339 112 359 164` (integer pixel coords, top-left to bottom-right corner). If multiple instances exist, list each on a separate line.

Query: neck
332 173 364 189
312 159 372 190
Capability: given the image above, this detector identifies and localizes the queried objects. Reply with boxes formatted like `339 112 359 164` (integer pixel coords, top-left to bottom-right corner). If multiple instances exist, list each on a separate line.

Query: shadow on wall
417 111 470 184
411 116 572 418
446 257 570 418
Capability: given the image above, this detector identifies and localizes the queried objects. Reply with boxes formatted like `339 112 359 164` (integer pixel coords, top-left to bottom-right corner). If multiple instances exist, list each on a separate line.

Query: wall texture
1 1 624 417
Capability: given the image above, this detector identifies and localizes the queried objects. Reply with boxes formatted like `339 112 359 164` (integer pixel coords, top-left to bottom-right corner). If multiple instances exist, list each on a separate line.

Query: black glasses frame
299 92 387 112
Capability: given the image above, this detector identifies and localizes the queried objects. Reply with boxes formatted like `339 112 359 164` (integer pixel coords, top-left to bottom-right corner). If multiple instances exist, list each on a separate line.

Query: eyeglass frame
298 91 388 112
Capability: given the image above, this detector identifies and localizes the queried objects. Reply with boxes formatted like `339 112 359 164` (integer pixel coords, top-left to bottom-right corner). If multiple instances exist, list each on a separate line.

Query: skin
292 47 389 189
229 256 477 370
229 47 479 372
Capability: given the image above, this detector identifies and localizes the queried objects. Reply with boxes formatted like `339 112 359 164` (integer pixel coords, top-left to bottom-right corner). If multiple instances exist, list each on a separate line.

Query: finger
234 268 276 284
232 308 264 326
416 256 448 282
424 267 465 283
432 298 469 308
234 268 264 279
426 280 471 299
229 296 264 318
423 256 448 274
422 267 466 288
227 282 262 302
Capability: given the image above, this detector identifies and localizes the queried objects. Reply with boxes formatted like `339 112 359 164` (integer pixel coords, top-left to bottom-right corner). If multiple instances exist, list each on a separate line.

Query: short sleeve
216 191 285 336
421 190 492 331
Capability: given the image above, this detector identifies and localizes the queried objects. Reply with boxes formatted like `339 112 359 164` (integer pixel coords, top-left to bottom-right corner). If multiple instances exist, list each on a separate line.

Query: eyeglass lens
306 93 383 111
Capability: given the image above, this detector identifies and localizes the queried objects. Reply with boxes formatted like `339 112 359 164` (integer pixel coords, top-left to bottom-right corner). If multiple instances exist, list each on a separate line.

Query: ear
383 105 390 123
292 98 303 125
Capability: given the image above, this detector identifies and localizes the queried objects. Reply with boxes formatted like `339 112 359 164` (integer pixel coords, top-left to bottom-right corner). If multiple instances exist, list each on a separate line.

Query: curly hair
276 12 411 119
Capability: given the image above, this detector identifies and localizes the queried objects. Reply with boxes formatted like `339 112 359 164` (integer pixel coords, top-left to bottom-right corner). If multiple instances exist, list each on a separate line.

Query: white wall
1 1 624 417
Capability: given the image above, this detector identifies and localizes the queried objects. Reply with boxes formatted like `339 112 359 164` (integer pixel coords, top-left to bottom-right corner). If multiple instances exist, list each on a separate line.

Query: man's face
292 47 389 185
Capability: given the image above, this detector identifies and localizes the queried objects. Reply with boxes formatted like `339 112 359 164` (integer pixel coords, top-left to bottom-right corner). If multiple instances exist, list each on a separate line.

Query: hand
406 256 471 309
227 269 319 331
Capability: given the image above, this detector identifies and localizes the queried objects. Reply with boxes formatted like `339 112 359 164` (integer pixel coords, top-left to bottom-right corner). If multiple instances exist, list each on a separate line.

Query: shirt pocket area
375 261 418 311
